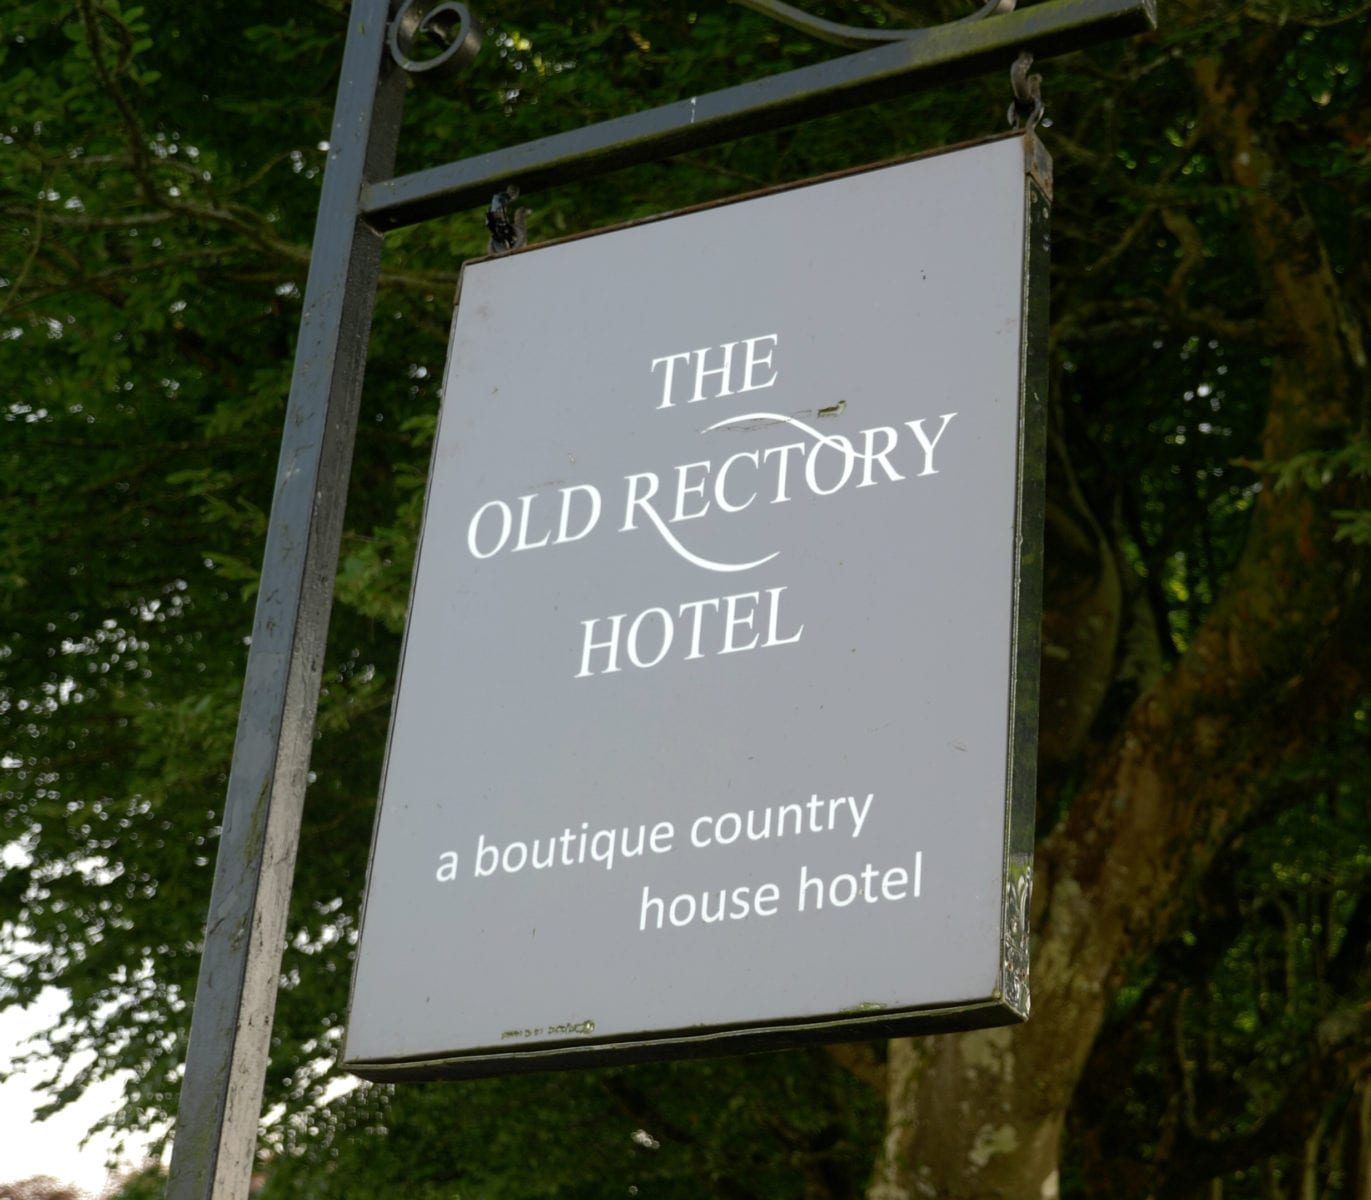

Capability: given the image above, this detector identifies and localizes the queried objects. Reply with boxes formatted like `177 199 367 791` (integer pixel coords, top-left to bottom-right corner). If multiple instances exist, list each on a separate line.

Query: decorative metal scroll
730 0 1016 49
389 0 482 75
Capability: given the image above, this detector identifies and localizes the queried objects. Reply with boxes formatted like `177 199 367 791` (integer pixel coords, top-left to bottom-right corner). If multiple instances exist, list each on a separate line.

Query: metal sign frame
344 129 1051 1080
165 2 1156 1197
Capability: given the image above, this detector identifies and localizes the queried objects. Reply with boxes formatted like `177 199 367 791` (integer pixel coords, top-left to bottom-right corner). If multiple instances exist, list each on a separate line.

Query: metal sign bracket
165 2 1157 1197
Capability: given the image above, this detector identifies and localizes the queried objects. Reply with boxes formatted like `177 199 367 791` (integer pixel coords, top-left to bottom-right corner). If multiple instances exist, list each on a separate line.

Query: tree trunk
866 19 1369 1198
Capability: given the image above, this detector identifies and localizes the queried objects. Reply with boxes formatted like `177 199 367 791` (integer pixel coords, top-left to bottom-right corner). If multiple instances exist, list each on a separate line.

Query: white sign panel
345 132 1048 1078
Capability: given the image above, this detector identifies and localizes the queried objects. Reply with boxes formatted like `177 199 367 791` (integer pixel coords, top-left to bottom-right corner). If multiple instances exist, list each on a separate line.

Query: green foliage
258 1052 882 1199
1074 706 1371 1197
2 0 1370 1196
1243 438 1371 546
101 1165 167 1200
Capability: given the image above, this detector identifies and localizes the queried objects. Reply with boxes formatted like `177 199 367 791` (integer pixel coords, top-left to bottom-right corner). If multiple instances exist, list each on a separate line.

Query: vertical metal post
165 0 401 1195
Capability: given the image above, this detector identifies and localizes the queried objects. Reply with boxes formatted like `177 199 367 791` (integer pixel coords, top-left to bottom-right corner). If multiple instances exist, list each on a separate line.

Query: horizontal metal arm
361 0 1155 231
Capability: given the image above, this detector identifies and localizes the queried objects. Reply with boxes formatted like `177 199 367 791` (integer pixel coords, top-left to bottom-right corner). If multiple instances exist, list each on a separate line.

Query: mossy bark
866 21 1369 1198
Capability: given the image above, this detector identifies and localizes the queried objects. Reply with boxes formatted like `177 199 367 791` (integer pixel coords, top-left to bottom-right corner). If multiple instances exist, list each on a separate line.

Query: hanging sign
344 131 1049 1079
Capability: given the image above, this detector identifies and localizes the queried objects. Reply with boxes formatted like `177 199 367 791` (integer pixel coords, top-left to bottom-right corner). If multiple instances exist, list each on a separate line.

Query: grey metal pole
165 1 402 1195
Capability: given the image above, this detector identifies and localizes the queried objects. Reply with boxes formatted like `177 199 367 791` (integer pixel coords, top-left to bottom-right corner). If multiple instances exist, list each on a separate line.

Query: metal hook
485 186 530 254
1008 50 1044 129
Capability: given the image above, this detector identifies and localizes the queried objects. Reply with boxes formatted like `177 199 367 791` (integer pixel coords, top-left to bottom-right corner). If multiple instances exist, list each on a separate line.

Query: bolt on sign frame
165 2 1158 1198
